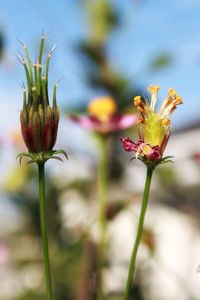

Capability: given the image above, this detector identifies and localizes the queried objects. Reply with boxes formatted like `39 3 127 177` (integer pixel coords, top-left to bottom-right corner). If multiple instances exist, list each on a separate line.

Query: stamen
134 96 142 106
174 95 183 105
168 88 176 96
137 117 145 124
162 118 170 126
137 107 145 114
160 89 183 118
147 85 160 94
133 96 148 114
159 97 173 117
147 85 160 110
162 100 182 117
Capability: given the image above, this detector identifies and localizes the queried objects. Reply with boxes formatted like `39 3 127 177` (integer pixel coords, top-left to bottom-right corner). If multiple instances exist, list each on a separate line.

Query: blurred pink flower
194 153 200 163
70 96 136 135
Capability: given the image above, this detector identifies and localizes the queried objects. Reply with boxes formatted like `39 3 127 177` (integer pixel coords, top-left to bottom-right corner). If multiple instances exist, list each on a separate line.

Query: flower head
19 35 59 153
71 96 136 135
17 35 67 164
121 85 183 166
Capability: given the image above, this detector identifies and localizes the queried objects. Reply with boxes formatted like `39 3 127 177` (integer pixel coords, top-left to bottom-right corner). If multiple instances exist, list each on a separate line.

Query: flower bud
19 36 59 153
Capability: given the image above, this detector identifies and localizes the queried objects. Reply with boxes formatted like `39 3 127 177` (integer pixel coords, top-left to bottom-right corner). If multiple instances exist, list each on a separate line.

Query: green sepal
46 105 52 123
132 155 174 170
28 106 34 125
17 149 68 165
20 109 28 126
52 149 68 160
53 106 59 123
30 111 41 150
16 152 33 165
38 104 45 127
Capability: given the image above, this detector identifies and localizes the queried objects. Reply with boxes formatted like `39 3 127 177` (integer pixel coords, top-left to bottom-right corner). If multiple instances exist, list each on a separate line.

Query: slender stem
97 135 107 300
123 166 154 300
38 163 53 300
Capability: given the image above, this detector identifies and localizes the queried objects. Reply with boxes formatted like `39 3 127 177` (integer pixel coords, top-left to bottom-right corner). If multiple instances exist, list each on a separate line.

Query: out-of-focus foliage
86 0 119 44
149 53 172 71
0 30 5 60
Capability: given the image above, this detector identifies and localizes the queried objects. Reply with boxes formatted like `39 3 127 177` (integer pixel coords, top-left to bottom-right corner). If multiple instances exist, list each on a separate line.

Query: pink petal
148 148 161 160
70 114 136 134
120 137 138 152
112 114 137 130
70 115 101 130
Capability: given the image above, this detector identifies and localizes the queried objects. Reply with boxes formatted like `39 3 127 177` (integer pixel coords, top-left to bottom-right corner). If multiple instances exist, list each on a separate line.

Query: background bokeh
0 0 200 299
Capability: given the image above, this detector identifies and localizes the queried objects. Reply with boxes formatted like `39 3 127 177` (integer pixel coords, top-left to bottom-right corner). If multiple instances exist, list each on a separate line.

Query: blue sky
0 0 200 133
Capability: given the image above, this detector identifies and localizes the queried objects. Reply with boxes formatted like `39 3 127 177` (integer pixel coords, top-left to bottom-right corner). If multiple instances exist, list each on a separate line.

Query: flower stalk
38 162 53 300
123 166 154 300
97 135 108 300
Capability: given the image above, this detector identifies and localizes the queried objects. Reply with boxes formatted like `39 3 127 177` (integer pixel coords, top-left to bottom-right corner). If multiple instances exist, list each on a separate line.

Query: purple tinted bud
19 37 59 153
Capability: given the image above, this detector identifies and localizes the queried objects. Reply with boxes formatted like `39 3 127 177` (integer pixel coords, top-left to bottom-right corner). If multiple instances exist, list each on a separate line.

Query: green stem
97 135 107 300
38 163 53 300
123 166 154 300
